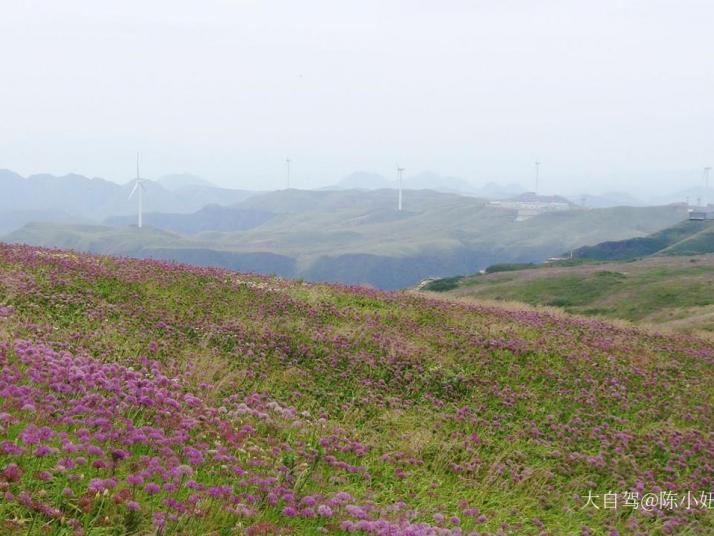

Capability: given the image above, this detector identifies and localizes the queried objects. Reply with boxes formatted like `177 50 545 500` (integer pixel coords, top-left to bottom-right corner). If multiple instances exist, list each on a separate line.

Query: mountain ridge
0 169 256 232
4 190 689 289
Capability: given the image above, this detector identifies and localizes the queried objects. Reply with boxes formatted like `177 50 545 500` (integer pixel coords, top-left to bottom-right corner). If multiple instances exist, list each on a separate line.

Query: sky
0 0 712 195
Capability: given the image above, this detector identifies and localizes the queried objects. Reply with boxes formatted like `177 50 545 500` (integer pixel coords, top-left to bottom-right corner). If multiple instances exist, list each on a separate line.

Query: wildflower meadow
0 244 712 535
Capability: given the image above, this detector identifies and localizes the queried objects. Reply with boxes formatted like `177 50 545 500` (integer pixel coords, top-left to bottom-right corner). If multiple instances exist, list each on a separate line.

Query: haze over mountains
1 165 708 228
321 170 711 207
0 169 255 232
326 171 524 198
3 189 690 289
1 166 707 289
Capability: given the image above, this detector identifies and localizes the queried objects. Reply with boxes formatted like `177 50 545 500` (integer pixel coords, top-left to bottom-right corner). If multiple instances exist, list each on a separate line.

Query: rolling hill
0 209 91 235
105 205 276 234
0 243 712 534
3 190 690 289
571 218 714 260
419 218 714 332
421 253 714 332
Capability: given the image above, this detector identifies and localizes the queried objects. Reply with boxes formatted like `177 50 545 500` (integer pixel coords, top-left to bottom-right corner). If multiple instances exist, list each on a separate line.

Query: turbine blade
128 181 139 199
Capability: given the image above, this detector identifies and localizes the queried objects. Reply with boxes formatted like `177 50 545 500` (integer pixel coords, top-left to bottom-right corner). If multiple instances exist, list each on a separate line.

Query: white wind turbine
397 165 405 211
704 166 712 206
128 153 149 228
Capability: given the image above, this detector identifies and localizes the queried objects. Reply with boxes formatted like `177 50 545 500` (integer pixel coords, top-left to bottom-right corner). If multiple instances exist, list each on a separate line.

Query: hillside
3 190 690 289
572 219 714 260
105 205 276 234
0 243 713 534
422 255 714 332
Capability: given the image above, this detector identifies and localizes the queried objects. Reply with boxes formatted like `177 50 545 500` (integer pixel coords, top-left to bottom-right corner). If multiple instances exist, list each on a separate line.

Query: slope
572 218 714 260
422 254 714 332
0 244 712 535
105 205 276 234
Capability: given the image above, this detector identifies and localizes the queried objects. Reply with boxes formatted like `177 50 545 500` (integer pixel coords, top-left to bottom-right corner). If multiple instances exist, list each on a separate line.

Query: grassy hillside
572 219 714 261
423 255 714 332
3 190 690 289
0 243 713 534
105 205 276 234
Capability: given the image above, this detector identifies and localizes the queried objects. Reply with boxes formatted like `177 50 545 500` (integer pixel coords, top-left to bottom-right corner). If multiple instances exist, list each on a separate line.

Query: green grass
0 244 713 534
573 219 714 261
509 271 626 307
484 263 537 274
424 255 714 331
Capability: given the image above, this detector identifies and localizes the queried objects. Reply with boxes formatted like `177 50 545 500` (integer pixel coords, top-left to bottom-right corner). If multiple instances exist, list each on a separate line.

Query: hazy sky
1 0 712 195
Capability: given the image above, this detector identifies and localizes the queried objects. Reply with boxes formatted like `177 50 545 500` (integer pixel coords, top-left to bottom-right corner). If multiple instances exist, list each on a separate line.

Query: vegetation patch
422 276 464 292
484 262 537 274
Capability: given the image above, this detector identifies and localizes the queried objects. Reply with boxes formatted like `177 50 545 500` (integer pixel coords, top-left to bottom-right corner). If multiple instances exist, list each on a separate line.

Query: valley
3 189 689 289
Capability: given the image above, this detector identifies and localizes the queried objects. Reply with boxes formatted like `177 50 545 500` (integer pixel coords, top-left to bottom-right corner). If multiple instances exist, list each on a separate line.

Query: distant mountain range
5 188 690 289
0 166 704 288
327 171 651 206
327 171 525 198
0 169 255 233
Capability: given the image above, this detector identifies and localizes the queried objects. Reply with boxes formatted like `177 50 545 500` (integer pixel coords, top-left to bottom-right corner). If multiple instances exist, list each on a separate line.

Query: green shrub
485 262 536 274
422 276 463 292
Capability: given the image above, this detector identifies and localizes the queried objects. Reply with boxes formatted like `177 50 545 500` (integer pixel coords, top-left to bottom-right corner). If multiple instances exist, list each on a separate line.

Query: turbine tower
286 158 291 189
704 166 712 189
534 161 541 195
128 153 148 228
397 165 405 211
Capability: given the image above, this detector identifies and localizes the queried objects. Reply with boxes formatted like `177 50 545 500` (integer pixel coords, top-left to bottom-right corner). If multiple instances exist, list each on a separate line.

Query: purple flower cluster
0 339 470 534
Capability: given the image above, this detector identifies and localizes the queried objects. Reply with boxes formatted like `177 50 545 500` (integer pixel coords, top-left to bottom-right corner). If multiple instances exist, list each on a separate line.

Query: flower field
0 243 712 535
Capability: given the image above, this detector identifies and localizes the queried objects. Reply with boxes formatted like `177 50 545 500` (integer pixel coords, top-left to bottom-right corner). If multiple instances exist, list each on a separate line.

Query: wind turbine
286 158 291 189
704 167 712 206
397 165 405 211
128 153 149 228
534 161 541 195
